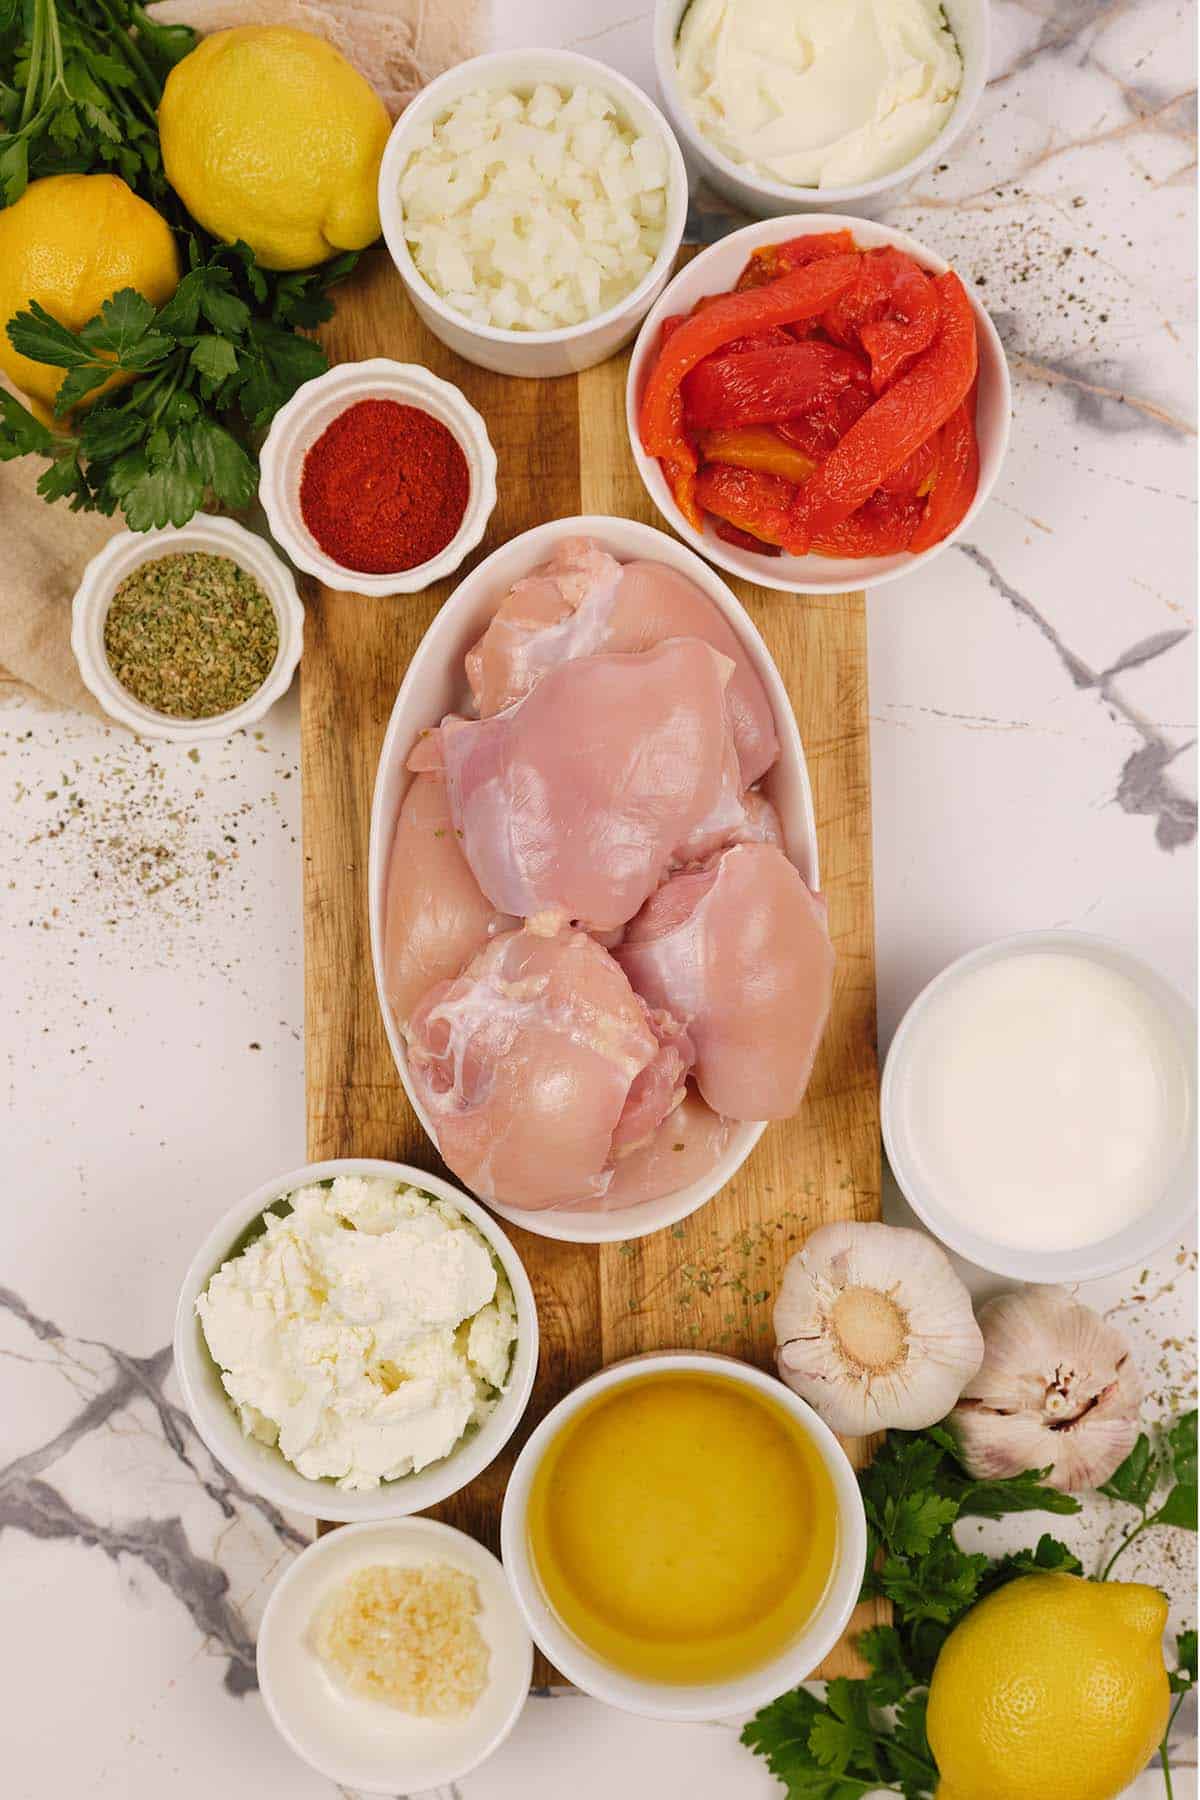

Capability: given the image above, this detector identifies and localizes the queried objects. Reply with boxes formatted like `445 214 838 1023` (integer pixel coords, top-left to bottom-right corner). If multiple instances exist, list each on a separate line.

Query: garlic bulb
773 1221 984 1436
948 1288 1142 1493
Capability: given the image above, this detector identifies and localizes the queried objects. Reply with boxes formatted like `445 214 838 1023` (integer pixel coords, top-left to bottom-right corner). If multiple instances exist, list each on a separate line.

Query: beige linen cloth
0 0 481 715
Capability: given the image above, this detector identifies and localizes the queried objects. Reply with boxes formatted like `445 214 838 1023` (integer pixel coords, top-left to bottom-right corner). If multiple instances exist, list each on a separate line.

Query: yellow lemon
159 25 390 271
927 1573 1170 1800
0 174 179 412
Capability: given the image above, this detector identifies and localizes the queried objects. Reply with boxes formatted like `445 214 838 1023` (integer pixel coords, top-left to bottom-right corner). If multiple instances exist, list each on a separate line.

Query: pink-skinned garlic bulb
948 1289 1142 1493
773 1221 984 1436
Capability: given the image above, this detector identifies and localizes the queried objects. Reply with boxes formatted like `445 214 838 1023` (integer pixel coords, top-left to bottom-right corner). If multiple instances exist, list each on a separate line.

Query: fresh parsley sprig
0 0 193 206
0 238 355 529
857 1423 1078 1678
1100 1409 1198 1580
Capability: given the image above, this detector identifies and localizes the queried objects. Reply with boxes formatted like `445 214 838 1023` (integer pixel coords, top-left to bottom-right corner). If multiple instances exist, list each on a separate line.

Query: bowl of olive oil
499 1353 867 1719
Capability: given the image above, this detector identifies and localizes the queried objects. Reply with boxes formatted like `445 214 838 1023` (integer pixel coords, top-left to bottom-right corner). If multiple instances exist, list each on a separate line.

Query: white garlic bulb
773 1220 984 1436
948 1288 1142 1493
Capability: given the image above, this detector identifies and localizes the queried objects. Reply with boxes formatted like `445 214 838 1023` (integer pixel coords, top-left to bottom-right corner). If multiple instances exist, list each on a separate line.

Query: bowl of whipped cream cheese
653 0 989 219
175 1159 538 1522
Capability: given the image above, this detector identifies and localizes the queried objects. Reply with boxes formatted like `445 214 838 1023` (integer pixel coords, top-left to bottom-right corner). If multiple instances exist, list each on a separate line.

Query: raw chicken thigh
382 770 513 1030
617 844 835 1121
406 927 695 1210
604 1091 732 1208
434 638 746 934
465 537 780 785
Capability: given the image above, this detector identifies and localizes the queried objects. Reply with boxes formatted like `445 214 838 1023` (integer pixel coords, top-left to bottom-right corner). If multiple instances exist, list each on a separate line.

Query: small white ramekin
257 1518 532 1793
500 1352 867 1720
174 1158 539 1524
71 513 304 741
626 213 1012 595
377 49 688 379
881 932 1198 1284
257 359 498 596
654 0 990 221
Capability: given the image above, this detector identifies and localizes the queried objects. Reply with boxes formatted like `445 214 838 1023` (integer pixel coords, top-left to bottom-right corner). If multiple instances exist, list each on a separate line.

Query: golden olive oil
526 1371 839 1684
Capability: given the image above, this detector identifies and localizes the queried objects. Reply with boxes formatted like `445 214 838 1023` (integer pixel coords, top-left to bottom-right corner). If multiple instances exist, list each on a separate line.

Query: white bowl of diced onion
378 49 688 378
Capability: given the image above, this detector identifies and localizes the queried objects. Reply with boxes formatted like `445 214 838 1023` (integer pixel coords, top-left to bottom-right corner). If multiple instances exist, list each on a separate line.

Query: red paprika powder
299 398 470 575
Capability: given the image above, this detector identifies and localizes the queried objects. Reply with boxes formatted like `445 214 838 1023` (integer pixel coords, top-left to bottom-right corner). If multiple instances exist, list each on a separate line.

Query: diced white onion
400 82 670 333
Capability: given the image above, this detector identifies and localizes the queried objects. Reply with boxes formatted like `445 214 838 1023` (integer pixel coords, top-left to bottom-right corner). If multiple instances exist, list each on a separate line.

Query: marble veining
955 542 1197 849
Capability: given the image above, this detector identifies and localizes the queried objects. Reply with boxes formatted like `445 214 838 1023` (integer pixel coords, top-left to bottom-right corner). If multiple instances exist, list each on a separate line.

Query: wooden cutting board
301 244 884 1681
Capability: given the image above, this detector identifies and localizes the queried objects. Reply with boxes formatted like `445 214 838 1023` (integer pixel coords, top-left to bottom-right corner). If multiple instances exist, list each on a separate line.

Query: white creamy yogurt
674 0 962 189
896 952 1192 1252
197 1177 518 1490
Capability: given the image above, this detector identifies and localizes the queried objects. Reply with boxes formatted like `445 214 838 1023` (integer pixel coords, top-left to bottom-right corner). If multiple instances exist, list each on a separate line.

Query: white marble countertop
1 1 1195 1796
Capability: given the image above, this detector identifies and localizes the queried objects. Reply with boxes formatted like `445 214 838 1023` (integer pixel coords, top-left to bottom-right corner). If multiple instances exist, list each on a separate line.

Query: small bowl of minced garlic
257 1517 532 1790
71 514 304 741
174 1159 539 1523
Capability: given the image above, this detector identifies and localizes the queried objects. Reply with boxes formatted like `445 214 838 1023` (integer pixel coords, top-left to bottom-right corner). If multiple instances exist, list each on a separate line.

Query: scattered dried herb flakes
103 553 279 720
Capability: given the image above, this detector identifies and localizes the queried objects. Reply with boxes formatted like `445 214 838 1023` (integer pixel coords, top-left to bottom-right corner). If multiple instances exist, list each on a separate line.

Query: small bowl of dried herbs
71 515 304 741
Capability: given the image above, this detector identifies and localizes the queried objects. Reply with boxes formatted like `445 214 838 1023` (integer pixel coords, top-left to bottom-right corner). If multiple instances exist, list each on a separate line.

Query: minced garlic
311 1562 490 1717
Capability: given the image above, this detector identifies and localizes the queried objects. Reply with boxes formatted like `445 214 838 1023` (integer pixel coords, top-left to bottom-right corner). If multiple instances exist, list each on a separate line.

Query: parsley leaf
1168 1410 1197 1490
0 389 56 457
7 298 97 369
78 288 171 365
858 1625 916 1706
808 1680 877 1776
1100 1432 1158 1509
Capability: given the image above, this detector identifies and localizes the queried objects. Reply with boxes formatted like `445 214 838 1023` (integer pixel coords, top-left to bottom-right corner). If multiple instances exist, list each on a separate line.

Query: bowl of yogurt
174 1160 538 1522
881 932 1196 1283
653 0 990 219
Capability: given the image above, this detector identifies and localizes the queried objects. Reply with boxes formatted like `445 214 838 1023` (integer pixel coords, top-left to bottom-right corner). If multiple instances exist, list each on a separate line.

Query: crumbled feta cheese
197 1177 518 1491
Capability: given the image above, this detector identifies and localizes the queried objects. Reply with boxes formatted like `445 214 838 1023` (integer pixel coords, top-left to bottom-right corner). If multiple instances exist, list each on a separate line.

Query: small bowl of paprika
258 358 498 596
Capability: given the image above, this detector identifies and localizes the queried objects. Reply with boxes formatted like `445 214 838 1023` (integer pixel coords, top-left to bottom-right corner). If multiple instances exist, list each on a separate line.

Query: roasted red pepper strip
713 518 783 556
784 270 978 553
683 341 870 433
824 248 939 393
735 230 858 291
697 425 816 484
777 386 873 461
697 463 922 558
655 313 702 529
639 255 861 473
695 463 797 549
878 437 938 498
810 494 924 557
908 382 980 552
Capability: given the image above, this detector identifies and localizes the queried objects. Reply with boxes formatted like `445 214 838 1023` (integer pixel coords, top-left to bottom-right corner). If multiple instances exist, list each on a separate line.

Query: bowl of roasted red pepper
627 216 1011 593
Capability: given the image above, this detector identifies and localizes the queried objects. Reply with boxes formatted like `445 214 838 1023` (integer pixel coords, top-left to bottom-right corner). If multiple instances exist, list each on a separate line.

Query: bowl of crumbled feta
174 1161 538 1522
377 49 688 378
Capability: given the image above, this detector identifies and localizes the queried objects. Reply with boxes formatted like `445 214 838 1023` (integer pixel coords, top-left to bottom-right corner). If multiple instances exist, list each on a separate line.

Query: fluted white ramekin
71 512 303 741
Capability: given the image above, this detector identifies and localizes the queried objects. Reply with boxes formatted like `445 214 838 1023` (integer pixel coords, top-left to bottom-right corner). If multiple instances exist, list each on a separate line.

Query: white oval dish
174 1158 538 1523
367 515 819 1244
499 1352 867 1721
653 0 990 221
881 931 1198 1283
257 359 497 596
377 49 688 379
71 513 304 741
626 213 1012 595
257 1517 532 1792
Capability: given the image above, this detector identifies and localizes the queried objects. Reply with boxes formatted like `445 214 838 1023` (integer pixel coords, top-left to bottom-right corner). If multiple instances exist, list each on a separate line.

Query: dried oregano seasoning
103 552 279 719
